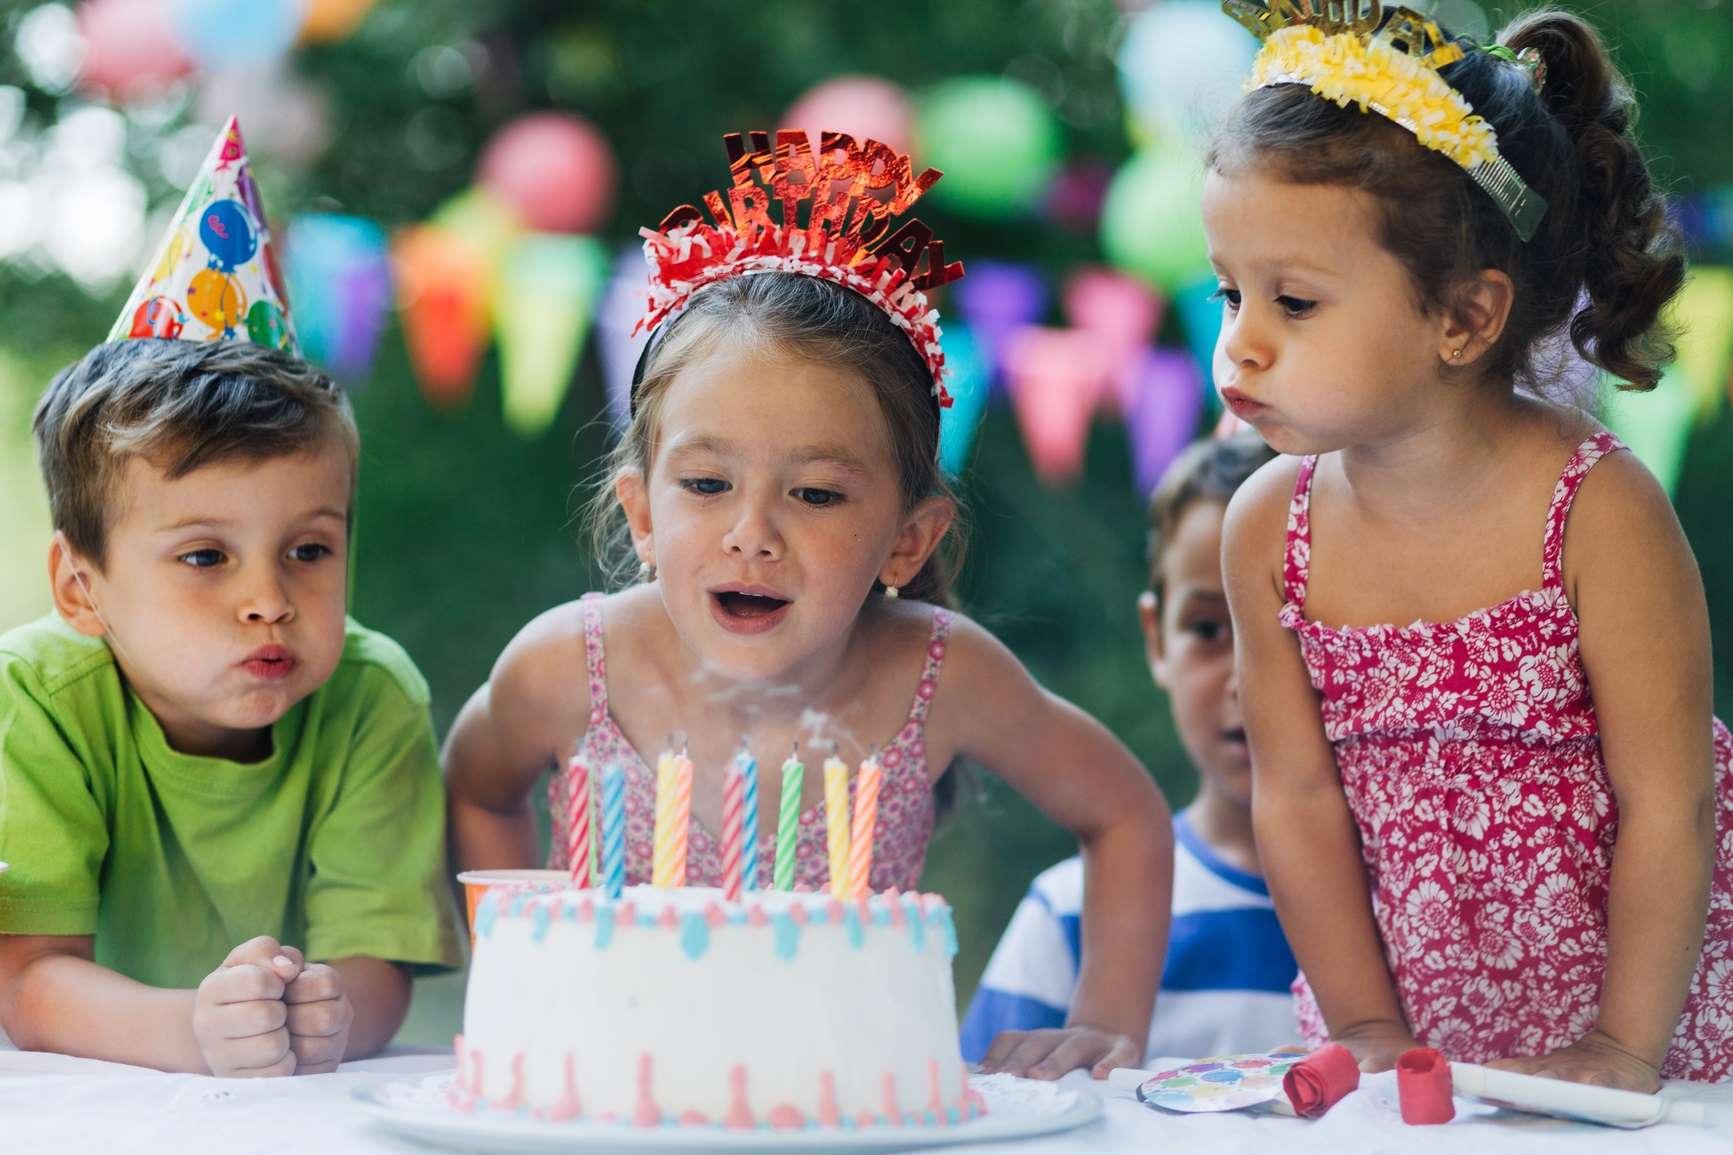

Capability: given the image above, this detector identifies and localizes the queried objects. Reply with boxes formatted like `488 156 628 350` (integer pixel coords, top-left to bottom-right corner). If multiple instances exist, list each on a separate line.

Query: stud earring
638 561 656 582
1450 347 1465 360
884 584 900 599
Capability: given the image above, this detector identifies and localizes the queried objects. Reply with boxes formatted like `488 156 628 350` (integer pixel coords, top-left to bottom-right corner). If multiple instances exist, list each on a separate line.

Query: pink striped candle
847 757 881 898
721 761 745 902
565 755 591 885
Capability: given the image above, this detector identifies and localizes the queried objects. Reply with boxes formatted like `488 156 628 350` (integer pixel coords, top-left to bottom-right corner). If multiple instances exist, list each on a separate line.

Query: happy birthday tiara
632 131 965 408
1223 1 1548 241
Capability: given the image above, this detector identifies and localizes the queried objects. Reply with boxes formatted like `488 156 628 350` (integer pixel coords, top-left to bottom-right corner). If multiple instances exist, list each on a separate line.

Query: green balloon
1099 148 1210 294
916 76 1061 220
245 299 290 348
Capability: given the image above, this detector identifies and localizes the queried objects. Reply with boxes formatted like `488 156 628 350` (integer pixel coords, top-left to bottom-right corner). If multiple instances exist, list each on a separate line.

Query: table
4 1041 1732 1154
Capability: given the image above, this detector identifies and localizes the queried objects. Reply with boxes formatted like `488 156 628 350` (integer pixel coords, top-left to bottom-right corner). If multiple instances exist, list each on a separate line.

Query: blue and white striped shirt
960 812 1300 1063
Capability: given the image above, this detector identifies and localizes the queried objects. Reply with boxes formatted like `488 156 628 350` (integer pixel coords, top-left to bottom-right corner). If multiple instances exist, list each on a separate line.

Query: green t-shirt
0 615 463 990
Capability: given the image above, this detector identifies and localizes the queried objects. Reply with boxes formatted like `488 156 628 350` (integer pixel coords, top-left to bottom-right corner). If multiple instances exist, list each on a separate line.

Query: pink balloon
1004 327 1113 484
478 113 618 234
1063 266 1164 415
781 75 914 155
77 0 195 99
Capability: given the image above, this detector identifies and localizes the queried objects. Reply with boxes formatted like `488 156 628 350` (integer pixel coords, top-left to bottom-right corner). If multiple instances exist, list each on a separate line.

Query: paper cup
456 869 567 944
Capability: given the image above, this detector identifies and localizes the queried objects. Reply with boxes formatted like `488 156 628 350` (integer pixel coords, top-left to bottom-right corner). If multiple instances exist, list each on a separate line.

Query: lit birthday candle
565 754 592 885
600 764 625 899
774 745 803 891
823 752 851 898
738 745 760 891
652 741 693 888
721 757 744 902
847 756 881 898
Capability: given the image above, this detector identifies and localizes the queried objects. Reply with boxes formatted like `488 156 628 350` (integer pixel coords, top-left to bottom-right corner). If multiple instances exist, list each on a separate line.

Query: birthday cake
452 881 982 1132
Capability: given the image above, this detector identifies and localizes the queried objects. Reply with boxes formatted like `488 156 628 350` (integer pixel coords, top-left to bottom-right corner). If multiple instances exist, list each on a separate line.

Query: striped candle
738 749 760 891
652 749 693 888
847 757 881 898
600 765 625 899
565 755 591 885
721 761 744 902
823 754 851 898
774 751 803 891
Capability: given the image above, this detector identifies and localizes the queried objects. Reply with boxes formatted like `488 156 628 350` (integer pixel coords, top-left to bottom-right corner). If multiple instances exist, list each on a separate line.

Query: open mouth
1223 727 1248 745
715 591 790 618
709 588 793 635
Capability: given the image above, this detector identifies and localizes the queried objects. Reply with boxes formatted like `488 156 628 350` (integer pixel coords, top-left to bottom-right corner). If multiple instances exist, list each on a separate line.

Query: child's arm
444 606 591 870
1221 464 1417 1070
1487 453 1716 1093
0 932 304 1075
941 617 1172 1079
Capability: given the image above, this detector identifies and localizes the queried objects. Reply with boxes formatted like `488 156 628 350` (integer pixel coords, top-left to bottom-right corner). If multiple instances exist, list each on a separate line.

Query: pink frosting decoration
961 1063 988 1117
768 1104 806 1130
634 1052 661 1127
888 900 906 928
826 899 845 924
881 1072 901 1124
659 904 679 930
788 903 808 926
704 900 726 928
748 903 768 927
617 900 636 925
857 896 874 924
856 1109 878 1129
491 1053 526 1112
726 1065 755 1130
679 1110 710 1126
469 1047 486 1101
817 1070 841 1127
576 897 594 921
544 1053 582 1122
447 1034 479 1112
926 1058 944 1114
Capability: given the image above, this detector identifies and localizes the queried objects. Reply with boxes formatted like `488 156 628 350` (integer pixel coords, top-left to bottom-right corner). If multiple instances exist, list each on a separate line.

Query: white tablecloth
4 1043 1733 1154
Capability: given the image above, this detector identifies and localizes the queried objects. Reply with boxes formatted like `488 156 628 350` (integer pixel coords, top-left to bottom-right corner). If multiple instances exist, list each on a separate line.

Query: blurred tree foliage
2 1 1731 1041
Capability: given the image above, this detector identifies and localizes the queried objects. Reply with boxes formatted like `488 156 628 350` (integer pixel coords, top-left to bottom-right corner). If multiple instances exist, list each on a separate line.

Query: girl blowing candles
1209 4 1733 1088
443 131 1172 1080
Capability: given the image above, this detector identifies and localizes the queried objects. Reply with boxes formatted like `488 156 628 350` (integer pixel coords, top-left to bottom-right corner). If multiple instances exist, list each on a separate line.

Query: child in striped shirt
966 434 1299 1065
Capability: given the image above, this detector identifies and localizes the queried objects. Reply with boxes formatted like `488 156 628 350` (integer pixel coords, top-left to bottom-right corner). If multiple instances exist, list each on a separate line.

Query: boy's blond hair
33 339 359 568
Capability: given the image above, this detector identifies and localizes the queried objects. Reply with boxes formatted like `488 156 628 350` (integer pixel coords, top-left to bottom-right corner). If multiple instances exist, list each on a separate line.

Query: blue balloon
170 0 303 69
1173 274 1226 400
938 325 990 477
199 199 258 273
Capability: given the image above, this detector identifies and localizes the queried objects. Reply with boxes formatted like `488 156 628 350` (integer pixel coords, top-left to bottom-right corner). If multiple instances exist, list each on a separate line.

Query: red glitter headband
632 131 966 408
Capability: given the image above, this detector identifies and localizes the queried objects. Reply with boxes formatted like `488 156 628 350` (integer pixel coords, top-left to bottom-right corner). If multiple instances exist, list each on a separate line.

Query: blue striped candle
738 748 760 891
600 764 626 900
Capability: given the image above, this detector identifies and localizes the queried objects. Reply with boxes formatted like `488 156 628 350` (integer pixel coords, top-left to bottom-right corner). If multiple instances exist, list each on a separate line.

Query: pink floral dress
1281 432 1733 1080
546 594 950 892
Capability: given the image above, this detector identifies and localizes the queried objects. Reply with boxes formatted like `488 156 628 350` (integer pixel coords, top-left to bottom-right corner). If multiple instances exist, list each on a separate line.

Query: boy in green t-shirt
0 121 460 1076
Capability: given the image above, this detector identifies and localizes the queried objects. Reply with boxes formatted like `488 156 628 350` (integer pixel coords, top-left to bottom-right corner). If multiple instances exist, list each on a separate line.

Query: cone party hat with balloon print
108 117 298 353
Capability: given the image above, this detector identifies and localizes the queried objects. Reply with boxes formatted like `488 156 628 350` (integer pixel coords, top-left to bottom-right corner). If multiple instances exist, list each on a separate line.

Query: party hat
108 116 298 353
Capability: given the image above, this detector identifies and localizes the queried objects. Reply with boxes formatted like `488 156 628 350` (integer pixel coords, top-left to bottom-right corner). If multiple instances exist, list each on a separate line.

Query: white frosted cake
452 882 982 1133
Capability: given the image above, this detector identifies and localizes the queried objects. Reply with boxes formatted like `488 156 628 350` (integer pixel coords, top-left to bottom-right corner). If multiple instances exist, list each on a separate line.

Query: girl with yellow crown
443 131 1174 1081
1208 3 1733 1089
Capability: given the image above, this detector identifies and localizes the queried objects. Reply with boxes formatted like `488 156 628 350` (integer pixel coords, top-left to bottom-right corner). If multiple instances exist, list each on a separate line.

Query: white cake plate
354 1071 1101 1153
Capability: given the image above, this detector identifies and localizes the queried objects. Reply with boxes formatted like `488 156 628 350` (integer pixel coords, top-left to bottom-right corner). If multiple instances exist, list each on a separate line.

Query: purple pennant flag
1127 347 1204 495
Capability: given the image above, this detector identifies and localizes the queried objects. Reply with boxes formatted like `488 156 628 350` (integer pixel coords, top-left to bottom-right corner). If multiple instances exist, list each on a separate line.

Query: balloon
1126 348 1204 494
496 234 608 438
595 244 653 429
915 76 1062 220
782 75 913 156
198 199 258 272
478 113 618 235
168 0 304 69
1172 274 1227 390
1004 327 1113 484
1063 266 1163 414
938 325 990 477
1669 267 1733 422
285 214 392 382
76 0 195 100
954 260 1048 396
298 0 373 42
186 267 246 334
129 296 186 339
1117 0 1258 145
1602 366 1695 498
245 299 291 349
394 225 490 408
1101 147 1210 294
198 67 333 167
1045 161 1114 231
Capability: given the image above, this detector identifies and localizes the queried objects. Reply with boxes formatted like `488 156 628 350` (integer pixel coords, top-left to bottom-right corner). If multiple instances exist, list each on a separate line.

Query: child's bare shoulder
1221 453 1304 586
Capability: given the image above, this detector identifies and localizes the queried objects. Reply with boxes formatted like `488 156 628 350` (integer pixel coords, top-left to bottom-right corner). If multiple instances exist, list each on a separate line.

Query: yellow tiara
1224 2 1548 241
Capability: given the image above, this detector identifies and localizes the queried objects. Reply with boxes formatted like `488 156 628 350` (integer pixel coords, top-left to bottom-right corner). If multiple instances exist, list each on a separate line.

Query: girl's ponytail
1502 10 1685 390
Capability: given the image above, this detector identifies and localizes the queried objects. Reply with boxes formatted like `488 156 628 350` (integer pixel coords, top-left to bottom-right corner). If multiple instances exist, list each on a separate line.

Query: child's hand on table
977 1023 1142 1080
1486 1028 1663 1093
192 936 304 1077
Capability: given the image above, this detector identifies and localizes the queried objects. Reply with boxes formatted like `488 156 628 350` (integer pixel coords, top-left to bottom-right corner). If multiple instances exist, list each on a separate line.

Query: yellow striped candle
847 757 881 898
653 749 693 888
823 754 851 898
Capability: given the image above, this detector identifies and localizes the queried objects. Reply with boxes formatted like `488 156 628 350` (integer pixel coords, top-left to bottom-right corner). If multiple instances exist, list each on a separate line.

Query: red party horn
1282 1043 1361 1118
1397 1047 1456 1124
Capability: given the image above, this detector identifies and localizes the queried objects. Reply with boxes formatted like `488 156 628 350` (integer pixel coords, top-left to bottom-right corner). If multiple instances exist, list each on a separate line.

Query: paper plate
1135 1047 1309 1113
